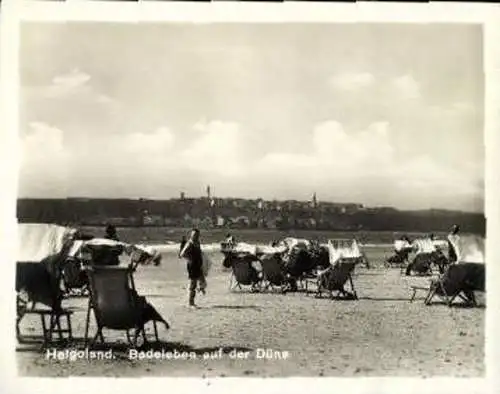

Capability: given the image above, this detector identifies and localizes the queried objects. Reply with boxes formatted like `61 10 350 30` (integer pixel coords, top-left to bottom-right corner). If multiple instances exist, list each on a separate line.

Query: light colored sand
16 249 485 377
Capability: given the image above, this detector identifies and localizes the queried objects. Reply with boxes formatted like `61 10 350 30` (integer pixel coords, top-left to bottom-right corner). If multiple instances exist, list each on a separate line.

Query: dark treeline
16 198 485 235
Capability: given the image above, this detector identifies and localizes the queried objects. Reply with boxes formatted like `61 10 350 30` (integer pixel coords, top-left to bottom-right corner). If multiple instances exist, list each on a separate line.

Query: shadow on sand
360 296 415 302
425 301 486 309
208 304 261 310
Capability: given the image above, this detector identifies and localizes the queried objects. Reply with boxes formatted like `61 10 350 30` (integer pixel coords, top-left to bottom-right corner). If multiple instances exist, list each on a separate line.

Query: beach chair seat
259 254 292 293
306 259 358 300
16 268 75 346
284 248 318 291
405 253 434 276
227 254 262 292
84 266 170 347
385 249 411 269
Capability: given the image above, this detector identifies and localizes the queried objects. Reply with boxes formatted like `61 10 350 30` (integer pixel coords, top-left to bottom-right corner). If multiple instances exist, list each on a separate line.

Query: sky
18 22 484 212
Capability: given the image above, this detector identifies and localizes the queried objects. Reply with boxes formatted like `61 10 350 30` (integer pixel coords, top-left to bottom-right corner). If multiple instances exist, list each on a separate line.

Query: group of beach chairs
222 239 364 300
16 223 169 348
223 236 486 308
385 238 450 275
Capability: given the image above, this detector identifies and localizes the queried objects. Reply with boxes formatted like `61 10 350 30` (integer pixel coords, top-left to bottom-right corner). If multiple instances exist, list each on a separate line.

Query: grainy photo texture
16 22 485 377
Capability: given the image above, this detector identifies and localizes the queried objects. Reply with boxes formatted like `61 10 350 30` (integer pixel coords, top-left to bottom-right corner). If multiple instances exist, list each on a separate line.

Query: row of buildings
16 193 484 233
16 193 369 229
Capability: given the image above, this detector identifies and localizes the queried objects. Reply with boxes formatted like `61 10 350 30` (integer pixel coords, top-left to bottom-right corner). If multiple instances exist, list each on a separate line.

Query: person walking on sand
179 229 207 308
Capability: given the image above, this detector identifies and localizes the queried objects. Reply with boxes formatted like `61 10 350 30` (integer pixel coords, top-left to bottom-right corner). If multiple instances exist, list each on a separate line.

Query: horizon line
16 195 484 215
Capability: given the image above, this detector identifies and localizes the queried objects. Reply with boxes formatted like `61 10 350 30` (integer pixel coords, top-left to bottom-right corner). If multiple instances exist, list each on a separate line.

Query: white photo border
1 1 499 394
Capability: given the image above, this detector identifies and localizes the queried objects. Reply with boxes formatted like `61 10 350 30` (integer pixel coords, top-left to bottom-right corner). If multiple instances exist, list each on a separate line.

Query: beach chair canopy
69 238 141 266
17 223 77 263
16 223 76 309
281 237 311 251
413 239 437 255
255 244 288 256
327 239 362 265
449 234 485 264
432 239 448 250
228 242 258 256
394 239 412 252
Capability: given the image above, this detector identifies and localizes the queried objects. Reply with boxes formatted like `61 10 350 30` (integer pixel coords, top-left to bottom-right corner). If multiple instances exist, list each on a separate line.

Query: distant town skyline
19 23 484 213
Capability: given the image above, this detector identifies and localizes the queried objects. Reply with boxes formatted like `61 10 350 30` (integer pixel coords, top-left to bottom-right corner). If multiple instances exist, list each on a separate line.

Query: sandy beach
16 246 485 377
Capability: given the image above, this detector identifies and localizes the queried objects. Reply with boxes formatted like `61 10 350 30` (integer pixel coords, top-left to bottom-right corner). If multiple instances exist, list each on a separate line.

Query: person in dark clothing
104 224 119 241
179 229 207 307
100 224 121 266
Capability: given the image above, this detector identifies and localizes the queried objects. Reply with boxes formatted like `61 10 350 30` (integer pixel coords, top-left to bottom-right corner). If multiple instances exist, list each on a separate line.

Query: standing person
179 229 207 308
447 225 461 264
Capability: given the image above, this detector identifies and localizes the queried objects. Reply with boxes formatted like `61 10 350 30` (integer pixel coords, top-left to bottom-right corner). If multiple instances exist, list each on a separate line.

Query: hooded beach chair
304 239 360 299
405 239 438 276
419 263 485 306
410 235 485 306
385 239 414 269
16 223 77 345
308 260 358 300
84 266 169 347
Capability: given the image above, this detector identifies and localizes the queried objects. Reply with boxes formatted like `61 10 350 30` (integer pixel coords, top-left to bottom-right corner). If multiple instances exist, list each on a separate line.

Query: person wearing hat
447 225 460 264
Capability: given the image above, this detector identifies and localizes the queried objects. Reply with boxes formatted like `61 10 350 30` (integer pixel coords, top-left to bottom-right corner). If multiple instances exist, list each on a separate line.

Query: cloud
19 122 69 196
51 69 91 91
181 120 245 177
18 117 483 211
34 68 117 107
124 127 176 154
329 72 375 91
307 120 394 173
248 119 481 207
22 122 67 160
391 74 420 100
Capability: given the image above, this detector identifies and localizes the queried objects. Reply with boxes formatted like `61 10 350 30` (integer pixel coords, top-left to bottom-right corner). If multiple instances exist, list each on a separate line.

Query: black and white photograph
2 1 499 386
